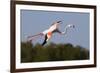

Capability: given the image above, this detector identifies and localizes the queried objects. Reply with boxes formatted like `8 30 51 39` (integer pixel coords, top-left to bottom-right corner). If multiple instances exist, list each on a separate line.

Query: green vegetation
21 42 89 63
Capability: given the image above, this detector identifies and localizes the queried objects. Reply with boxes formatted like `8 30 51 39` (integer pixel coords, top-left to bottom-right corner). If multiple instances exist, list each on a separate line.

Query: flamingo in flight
27 21 75 46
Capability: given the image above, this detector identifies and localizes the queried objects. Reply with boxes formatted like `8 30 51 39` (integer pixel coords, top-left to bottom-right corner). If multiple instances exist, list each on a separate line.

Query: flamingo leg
27 33 43 38
42 34 48 46
27 33 43 42
42 32 52 46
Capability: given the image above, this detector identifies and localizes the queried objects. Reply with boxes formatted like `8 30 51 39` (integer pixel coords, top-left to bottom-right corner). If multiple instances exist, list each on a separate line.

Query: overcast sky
21 10 90 49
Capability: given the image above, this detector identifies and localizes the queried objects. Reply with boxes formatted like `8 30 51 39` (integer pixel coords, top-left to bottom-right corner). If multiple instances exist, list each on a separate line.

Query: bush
21 42 89 63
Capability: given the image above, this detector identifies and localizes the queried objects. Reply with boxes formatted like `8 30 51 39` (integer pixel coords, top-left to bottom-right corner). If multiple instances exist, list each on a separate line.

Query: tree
21 42 89 63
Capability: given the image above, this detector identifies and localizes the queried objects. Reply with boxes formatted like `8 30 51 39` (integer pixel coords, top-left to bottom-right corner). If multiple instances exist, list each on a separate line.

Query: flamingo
27 21 75 46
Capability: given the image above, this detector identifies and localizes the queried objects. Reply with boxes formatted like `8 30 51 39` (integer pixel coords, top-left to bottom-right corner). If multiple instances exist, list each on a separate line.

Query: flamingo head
68 24 75 28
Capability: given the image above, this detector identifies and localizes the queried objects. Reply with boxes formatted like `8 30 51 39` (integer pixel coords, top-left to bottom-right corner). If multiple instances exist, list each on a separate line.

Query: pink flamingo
27 21 75 46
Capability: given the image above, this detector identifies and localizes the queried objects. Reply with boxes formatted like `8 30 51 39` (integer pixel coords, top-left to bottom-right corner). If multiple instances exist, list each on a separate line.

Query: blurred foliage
21 42 89 63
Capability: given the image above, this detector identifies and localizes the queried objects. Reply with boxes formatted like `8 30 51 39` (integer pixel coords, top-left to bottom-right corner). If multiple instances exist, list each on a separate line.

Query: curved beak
73 25 75 28
68 24 75 28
